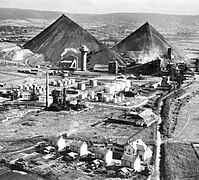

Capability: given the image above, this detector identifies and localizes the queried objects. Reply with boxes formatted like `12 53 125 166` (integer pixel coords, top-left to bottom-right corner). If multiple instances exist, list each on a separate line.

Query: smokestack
167 48 172 60
63 81 66 106
46 72 50 107
79 45 89 71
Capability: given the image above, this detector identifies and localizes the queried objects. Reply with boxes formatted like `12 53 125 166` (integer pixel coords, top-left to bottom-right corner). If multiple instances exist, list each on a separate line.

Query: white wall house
124 139 152 161
121 154 141 172
70 140 88 156
94 147 113 165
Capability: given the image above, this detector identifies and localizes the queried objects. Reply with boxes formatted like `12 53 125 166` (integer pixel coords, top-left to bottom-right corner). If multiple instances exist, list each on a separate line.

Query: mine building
59 54 78 71
112 22 189 75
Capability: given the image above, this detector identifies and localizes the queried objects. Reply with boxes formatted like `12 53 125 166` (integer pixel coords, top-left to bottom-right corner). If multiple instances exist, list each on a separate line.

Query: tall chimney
79 45 89 71
46 72 50 108
167 48 172 60
63 81 66 106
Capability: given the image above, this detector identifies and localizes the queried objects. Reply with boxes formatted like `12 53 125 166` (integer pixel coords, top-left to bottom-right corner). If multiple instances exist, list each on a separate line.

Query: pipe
46 72 49 107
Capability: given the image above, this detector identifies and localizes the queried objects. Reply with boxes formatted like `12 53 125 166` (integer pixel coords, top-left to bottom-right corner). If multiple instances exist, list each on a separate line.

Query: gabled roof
23 14 125 68
128 139 147 151
95 147 110 155
70 140 86 148
138 109 158 124
121 154 138 162
113 22 188 64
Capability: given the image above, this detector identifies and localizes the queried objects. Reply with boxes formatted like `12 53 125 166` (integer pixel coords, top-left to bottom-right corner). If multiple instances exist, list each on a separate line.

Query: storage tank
124 87 130 92
125 80 131 87
18 85 21 90
105 85 115 95
78 83 86 90
89 91 95 99
52 81 57 87
103 95 110 102
109 95 113 102
121 94 125 101
79 93 86 100
117 96 122 103
71 79 75 84
94 96 98 101
38 89 43 94
25 86 30 91
113 98 118 104
115 83 121 92
90 79 97 87
68 79 72 85
120 81 126 90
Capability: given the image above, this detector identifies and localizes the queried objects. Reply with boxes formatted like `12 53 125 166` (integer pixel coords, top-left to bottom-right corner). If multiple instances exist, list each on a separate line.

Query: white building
124 139 152 162
94 147 113 165
57 134 68 151
70 140 88 156
121 154 141 172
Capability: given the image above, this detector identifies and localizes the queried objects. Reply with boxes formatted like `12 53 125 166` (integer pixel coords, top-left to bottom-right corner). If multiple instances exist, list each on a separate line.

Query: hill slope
23 14 125 68
0 8 199 26
112 22 188 63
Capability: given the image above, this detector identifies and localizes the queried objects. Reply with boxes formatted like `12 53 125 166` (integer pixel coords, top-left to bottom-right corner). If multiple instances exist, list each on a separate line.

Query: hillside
0 8 199 26
112 22 188 63
23 14 125 68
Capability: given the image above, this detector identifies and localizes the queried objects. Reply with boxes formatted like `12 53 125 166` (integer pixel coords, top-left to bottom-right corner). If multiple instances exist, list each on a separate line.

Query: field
160 81 199 180
160 142 199 180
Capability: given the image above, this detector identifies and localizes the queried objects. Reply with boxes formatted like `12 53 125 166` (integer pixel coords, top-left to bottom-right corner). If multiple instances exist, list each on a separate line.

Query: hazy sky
0 0 198 15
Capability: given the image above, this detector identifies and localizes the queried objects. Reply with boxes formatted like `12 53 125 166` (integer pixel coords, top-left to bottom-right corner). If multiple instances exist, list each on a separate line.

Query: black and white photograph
0 0 199 179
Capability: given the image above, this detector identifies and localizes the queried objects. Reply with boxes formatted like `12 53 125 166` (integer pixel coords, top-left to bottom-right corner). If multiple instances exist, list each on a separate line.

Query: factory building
59 54 78 71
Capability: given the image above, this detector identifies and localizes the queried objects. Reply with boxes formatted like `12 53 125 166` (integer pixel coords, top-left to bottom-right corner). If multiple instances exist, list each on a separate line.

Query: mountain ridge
0 8 198 26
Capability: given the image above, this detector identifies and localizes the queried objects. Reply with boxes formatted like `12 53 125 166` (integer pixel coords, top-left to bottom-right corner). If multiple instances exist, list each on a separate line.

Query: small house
57 134 68 151
124 139 152 162
70 140 88 156
121 154 141 171
94 147 113 165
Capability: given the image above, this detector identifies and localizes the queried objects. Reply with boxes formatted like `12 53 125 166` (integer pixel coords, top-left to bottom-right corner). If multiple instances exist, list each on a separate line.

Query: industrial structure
23 14 125 69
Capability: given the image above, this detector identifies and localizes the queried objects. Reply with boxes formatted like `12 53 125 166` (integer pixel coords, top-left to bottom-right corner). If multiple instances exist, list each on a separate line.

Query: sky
0 0 199 15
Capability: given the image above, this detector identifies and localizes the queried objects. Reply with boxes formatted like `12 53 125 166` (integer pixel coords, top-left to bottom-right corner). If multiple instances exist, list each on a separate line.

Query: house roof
70 140 85 148
23 14 126 68
138 109 158 124
94 147 110 155
128 139 148 151
113 22 188 64
121 154 138 162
